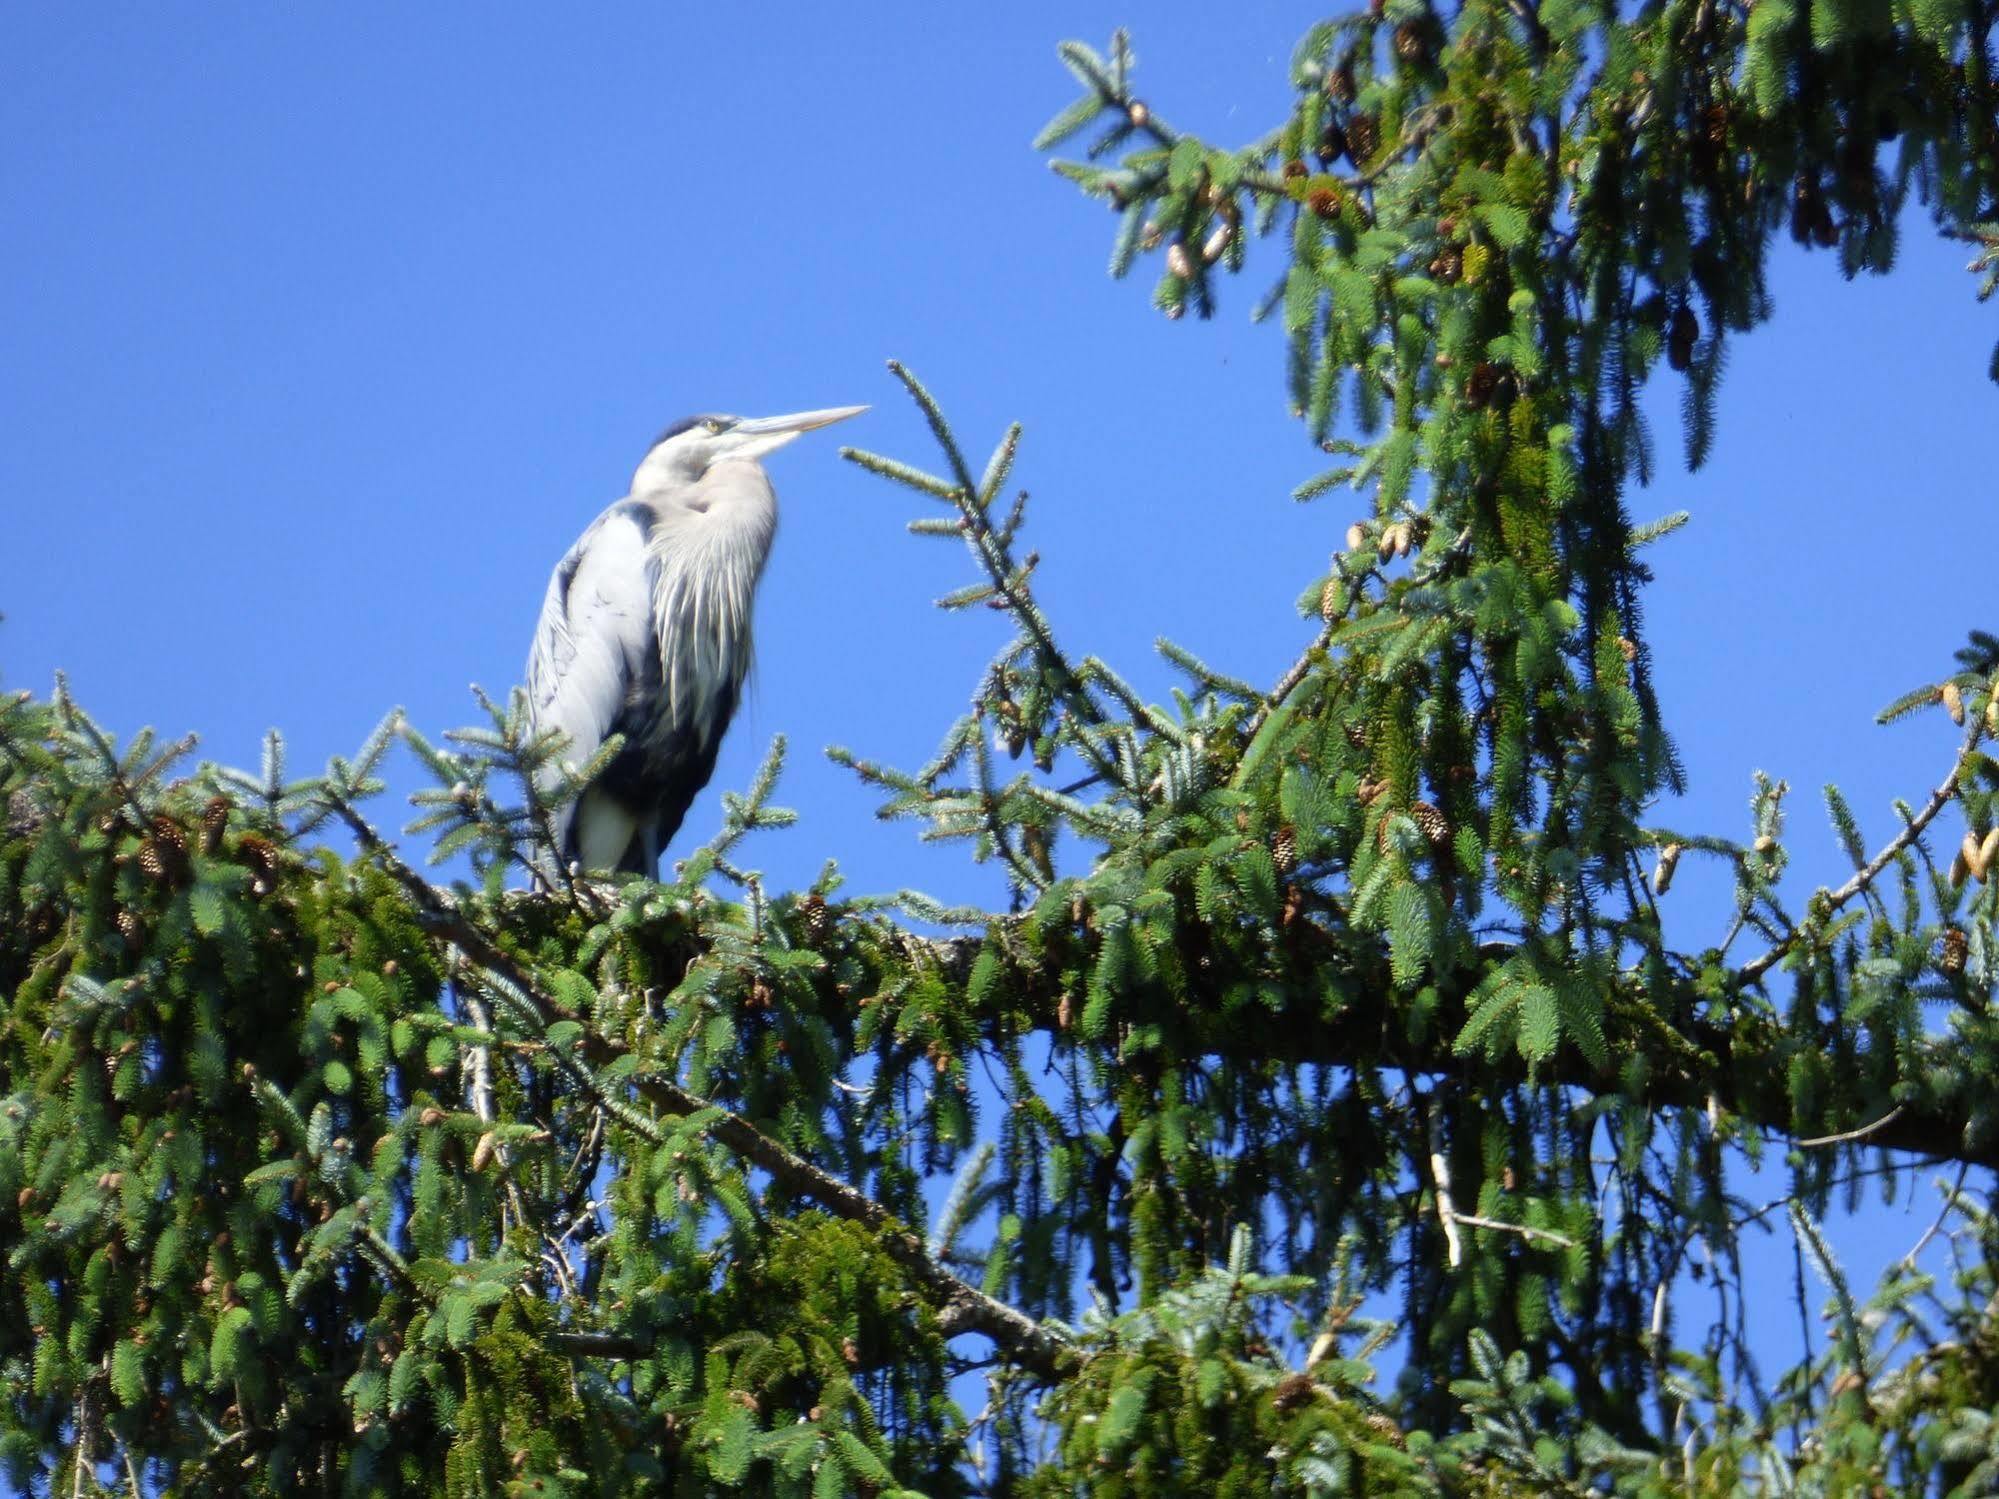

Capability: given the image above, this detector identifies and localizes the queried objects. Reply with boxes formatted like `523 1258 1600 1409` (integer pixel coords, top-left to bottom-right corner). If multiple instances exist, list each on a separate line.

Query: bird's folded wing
524 503 659 848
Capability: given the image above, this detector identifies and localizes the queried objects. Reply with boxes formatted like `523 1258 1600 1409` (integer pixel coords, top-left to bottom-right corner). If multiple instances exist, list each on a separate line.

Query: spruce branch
317 781 1074 1377
1738 723 1981 984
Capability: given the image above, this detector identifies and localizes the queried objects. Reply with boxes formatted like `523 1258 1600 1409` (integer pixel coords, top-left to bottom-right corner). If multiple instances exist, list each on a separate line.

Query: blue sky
4 1 1994 1417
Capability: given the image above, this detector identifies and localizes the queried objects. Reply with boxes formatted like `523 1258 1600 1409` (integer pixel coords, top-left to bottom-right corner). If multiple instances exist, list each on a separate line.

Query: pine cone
6 787 46 842
1393 16 1437 64
1272 1371 1316 1411
1704 102 1731 147
1326 61 1358 105
238 834 280 896
1465 361 1500 410
1306 185 1341 220
1667 304 1698 371
1346 113 1380 164
200 795 231 854
1428 245 1463 283
802 891 830 942
137 817 190 886
1273 825 1299 874
1315 121 1348 166
116 909 144 951
1282 157 1308 180
1411 800 1449 847
1941 925 1970 976
1652 842 1682 896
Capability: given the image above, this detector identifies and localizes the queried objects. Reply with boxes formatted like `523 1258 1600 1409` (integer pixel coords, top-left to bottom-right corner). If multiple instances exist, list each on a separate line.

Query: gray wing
524 502 658 859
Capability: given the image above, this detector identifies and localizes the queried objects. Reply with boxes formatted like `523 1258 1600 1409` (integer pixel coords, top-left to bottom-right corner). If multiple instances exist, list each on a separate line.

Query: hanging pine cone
1790 176 1835 246
1941 925 1970 976
137 818 190 886
1704 102 1731 148
1346 113 1380 164
1272 1371 1315 1411
1410 800 1449 847
1273 824 1299 874
1316 120 1348 166
1667 303 1698 371
1282 157 1308 180
802 891 830 942
200 794 231 854
1307 185 1341 220
1327 60 1358 104
1393 16 1437 64
1942 681 1966 724
6 787 45 841
1428 245 1463 282
238 834 280 897
1465 361 1500 409
116 908 144 951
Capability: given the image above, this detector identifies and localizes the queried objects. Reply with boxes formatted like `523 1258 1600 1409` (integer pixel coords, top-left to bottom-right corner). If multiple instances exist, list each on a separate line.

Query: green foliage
9 3 1999 1492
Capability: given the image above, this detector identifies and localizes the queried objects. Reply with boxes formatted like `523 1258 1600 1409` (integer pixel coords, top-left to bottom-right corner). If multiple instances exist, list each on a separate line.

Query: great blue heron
525 405 866 875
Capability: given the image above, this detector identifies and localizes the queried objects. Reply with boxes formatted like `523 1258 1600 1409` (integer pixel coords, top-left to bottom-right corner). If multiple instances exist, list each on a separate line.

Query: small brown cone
1273 824 1298 875
1941 926 1969 976
1319 578 1341 621
1346 113 1380 163
116 909 144 951
1464 362 1500 410
1941 681 1965 725
1981 827 1999 882
1410 800 1449 848
1272 1371 1315 1411
239 834 279 896
200 795 231 855
1950 847 1971 888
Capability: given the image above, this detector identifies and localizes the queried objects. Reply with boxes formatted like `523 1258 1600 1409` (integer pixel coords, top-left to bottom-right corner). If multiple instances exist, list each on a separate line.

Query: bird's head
632 406 867 491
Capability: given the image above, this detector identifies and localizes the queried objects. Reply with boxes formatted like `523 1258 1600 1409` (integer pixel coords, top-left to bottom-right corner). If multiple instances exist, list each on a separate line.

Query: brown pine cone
1411 800 1449 847
1346 113 1380 164
200 795 231 854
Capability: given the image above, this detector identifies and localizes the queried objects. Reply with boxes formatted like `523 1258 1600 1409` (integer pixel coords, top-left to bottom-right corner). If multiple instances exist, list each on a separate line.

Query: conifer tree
7 4 1999 1493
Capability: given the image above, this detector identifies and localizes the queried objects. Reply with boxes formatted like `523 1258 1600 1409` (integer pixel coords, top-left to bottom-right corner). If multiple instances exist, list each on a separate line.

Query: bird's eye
702 419 727 434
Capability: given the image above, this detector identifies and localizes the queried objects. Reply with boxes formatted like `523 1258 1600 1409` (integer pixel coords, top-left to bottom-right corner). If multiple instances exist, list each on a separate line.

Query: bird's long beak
730 405 868 459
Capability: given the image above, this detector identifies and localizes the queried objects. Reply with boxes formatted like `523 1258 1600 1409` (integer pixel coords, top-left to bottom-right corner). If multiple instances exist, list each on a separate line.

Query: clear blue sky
4 2 1993 1412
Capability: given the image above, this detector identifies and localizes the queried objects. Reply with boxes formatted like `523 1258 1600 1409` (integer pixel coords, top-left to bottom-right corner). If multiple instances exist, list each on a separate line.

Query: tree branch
323 791 1075 1378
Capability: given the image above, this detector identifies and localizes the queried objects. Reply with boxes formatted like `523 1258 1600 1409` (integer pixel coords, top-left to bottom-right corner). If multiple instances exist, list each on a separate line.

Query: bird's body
524 407 864 874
